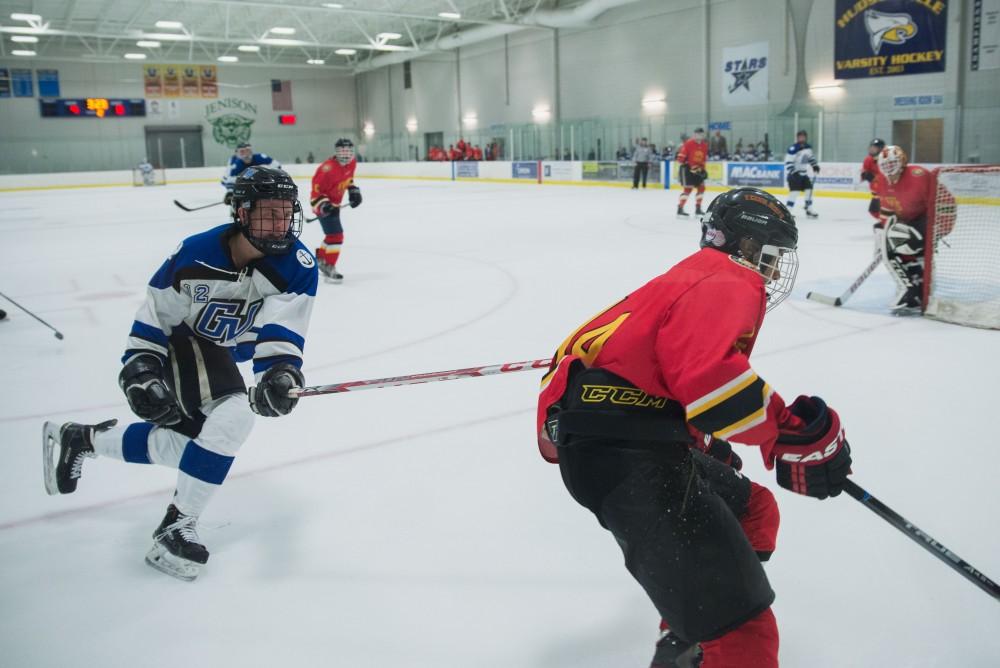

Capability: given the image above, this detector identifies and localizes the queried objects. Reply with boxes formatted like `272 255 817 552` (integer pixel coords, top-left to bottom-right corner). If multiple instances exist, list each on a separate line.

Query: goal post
132 166 167 186
923 165 1000 329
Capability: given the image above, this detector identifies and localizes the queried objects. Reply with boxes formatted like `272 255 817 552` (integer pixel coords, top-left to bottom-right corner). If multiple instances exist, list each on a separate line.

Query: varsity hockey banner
721 42 769 106
835 0 948 79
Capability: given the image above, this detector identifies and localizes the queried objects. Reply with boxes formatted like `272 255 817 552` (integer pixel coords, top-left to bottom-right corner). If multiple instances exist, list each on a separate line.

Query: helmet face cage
878 145 907 184
236 143 253 162
757 244 799 312
334 138 355 165
231 167 303 255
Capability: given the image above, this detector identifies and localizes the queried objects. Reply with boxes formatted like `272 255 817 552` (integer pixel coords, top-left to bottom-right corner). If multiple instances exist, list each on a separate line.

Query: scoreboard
39 98 146 118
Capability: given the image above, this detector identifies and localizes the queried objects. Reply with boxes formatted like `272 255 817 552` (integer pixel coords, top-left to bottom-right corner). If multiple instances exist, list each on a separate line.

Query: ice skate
42 419 117 495
650 630 702 668
145 504 210 582
676 206 690 218
805 207 819 219
890 286 922 316
694 206 705 216
319 260 343 284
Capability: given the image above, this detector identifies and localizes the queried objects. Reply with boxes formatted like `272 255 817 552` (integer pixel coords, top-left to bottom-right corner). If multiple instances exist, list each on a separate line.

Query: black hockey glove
813 165 821 174
347 185 362 208
703 435 743 471
861 170 875 183
224 190 234 206
320 201 336 216
119 354 181 426
248 363 305 417
772 396 851 500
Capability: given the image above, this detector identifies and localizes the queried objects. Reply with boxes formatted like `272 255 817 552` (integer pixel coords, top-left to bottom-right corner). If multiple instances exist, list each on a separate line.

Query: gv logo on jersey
195 298 263 342
865 9 917 54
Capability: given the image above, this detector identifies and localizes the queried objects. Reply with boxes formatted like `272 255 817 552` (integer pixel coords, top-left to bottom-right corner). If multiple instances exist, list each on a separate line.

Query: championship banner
181 65 200 97
721 42 769 106
200 65 218 98
162 64 181 97
144 65 162 97
835 0 948 79
972 0 1000 71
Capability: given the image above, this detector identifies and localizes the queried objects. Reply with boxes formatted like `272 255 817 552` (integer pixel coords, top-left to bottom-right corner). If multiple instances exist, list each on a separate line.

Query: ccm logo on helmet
778 430 844 463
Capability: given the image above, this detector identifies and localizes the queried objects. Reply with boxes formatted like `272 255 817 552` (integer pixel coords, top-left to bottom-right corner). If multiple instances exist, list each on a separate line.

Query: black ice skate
650 630 703 668
890 286 922 316
42 419 117 495
319 261 343 284
695 207 705 216
676 206 690 218
145 504 210 582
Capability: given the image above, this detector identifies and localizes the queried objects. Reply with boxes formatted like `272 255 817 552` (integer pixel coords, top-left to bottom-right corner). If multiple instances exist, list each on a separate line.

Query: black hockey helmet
701 187 799 310
870 138 886 150
334 137 355 165
231 166 303 255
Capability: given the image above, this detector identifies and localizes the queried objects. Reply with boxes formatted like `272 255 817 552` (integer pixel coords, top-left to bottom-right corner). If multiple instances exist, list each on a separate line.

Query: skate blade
323 275 343 284
145 544 203 582
42 422 60 496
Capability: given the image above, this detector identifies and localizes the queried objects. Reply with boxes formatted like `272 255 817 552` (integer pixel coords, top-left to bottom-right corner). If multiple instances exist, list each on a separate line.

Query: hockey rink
1 177 998 667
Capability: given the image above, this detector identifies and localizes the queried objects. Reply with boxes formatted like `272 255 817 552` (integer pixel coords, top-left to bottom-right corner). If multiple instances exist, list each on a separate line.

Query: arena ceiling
0 0 585 71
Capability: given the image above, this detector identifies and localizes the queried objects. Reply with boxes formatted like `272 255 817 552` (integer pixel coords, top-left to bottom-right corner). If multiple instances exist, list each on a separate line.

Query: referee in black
631 137 652 189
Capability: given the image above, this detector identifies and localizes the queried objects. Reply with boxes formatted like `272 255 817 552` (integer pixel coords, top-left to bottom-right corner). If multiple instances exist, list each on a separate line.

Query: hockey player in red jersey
860 138 885 219
537 187 852 668
676 128 709 217
871 145 955 313
311 138 362 283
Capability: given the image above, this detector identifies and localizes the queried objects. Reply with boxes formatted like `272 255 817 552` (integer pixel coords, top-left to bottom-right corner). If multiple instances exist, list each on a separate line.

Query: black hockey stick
806 252 881 307
844 479 1000 602
0 290 64 340
173 199 224 212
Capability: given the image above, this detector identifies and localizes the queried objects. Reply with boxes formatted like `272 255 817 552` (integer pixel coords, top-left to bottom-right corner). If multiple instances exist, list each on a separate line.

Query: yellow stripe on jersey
687 369 759 418
686 372 772 439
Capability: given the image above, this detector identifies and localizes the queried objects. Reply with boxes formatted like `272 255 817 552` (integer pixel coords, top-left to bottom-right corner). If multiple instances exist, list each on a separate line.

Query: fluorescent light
307 58 325 65
335 48 356 55
438 12 461 19
154 20 183 29
406 118 418 132
532 105 551 122
11 13 42 22
809 83 844 98
376 32 402 40
269 27 296 35
322 3 344 8
363 122 375 137
462 113 478 128
11 35 39 43
238 45 261 52
136 40 161 48
217 55 238 62
124 52 147 59
11 49 36 56
641 96 666 107
260 37 305 46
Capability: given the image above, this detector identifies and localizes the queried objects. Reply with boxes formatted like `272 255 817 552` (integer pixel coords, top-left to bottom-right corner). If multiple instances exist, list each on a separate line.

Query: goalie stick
844 479 1000 602
806 252 881 307
288 358 552 398
173 199 225 212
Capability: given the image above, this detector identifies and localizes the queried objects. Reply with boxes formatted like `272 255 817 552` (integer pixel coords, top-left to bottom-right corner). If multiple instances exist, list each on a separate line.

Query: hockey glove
772 396 851 500
320 201 336 216
223 190 234 206
861 170 875 183
119 354 181 426
248 363 305 417
813 165 821 174
702 435 743 471
347 185 362 208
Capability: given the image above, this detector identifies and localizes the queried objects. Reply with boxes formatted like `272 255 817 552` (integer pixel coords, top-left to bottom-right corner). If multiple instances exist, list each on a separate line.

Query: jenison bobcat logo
205 98 257 148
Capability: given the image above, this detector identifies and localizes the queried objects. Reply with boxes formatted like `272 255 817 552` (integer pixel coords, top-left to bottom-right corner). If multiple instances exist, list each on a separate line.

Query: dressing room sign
834 0 948 79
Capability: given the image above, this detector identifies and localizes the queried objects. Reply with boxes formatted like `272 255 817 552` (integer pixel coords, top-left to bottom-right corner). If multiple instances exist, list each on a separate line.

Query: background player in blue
42 167 318 581
784 130 820 219
222 142 281 206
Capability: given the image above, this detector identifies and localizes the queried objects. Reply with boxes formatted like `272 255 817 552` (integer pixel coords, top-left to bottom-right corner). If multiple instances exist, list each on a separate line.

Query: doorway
892 118 943 163
145 126 205 168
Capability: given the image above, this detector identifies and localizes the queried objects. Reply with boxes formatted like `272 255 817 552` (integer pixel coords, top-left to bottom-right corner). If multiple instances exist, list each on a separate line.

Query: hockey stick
305 201 344 224
844 479 1000 602
806 252 882 307
288 358 552 398
173 199 224 212
0 290 64 340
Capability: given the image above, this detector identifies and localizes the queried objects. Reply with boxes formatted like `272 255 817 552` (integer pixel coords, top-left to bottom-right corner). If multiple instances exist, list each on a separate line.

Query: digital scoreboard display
39 98 146 118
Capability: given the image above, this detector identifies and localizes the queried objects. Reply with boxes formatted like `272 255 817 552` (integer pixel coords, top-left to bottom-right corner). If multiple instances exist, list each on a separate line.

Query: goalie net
924 166 1000 329
132 166 167 186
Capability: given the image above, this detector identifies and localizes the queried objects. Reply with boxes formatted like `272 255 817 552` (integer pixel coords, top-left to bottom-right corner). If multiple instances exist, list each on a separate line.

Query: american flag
271 79 293 110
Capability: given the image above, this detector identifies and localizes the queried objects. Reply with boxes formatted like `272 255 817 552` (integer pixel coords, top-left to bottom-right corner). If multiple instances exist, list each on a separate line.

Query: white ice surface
1 179 998 667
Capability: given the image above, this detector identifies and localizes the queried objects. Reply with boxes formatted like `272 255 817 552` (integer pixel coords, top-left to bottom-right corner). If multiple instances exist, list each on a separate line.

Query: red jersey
311 157 357 214
537 248 795 466
677 139 709 170
871 165 935 224
861 154 880 193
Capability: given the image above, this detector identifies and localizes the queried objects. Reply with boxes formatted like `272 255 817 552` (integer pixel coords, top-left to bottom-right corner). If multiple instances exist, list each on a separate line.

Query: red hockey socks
320 233 344 266
679 188 692 207
700 607 779 668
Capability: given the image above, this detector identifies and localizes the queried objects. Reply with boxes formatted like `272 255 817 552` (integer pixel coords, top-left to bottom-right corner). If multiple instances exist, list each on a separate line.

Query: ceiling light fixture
307 58 325 65
124 53 147 59
136 40 161 48
268 27 296 35
217 55 239 62
11 49 36 56
11 35 39 43
238 45 261 52
10 13 42 22
335 48 357 55
154 20 184 29
376 32 402 41
438 12 461 19
322 3 344 8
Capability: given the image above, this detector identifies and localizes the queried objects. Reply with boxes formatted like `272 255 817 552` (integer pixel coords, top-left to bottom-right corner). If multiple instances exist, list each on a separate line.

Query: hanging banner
200 65 218 98
0 68 10 97
144 65 162 97
162 64 181 97
721 42 769 106
12 68 33 97
36 69 60 97
972 0 1000 70
834 0 948 79
181 65 200 97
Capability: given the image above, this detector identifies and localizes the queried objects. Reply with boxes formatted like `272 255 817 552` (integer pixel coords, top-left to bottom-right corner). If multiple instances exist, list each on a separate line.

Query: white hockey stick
806 252 882 307
288 358 552 398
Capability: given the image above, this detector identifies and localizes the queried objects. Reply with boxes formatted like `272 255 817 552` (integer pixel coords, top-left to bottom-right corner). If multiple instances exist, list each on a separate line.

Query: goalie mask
701 187 799 311
334 137 355 166
231 166 303 256
877 145 908 184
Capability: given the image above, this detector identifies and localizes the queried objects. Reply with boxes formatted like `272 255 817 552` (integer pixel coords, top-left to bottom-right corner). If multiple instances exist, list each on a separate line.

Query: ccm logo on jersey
778 429 845 463
580 385 667 408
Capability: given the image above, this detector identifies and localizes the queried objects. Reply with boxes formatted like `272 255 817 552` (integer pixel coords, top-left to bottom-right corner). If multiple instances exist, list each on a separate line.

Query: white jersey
124 224 317 381
784 142 818 176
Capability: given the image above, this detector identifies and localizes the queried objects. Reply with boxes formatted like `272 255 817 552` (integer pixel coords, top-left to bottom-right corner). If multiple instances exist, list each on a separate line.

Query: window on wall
404 61 412 89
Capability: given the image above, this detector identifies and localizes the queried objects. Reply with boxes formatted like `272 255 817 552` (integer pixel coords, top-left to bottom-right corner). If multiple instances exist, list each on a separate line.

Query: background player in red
860 138 885 220
537 187 852 668
676 128 709 217
311 138 362 283
872 145 955 314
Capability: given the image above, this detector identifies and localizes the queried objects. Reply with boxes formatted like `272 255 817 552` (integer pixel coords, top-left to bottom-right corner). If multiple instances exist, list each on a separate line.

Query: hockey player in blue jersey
42 166 317 581
222 142 281 206
784 130 820 219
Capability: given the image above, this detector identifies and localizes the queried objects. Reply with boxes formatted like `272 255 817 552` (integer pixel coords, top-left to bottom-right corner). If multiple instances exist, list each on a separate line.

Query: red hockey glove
773 396 851 500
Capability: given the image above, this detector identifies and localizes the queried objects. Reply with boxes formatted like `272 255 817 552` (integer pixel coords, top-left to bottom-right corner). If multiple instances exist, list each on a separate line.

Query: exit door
145 126 205 168
892 118 943 163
